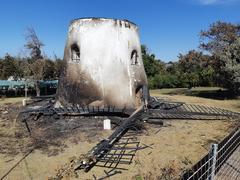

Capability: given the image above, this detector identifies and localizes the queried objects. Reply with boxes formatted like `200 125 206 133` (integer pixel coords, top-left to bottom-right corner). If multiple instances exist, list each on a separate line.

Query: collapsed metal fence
17 96 240 178
182 126 240 180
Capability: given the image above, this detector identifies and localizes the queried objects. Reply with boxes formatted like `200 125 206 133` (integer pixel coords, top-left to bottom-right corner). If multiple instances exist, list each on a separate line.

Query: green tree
178 50 213 88
53 55 64 79
200 21 240 93
150 74 180 89
219 38 240 94
199 66 215 86
0 58 3 79
43 59 56 79
1 54 18 79
141 45 166 78
200 21 240 55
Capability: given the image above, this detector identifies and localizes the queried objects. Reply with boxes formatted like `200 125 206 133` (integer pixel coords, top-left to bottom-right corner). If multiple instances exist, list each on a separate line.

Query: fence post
209 143 218 180
25 86 28 98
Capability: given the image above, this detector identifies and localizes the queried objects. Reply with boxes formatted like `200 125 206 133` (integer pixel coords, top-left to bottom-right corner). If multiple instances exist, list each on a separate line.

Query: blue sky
0 0 240 62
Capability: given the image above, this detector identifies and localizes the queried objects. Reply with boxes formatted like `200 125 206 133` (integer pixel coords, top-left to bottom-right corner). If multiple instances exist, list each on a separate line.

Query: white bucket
103 119 111 130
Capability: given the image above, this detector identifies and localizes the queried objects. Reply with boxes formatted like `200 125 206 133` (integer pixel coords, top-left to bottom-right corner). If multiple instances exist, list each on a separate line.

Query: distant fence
0 80 58 97
182 125 240 180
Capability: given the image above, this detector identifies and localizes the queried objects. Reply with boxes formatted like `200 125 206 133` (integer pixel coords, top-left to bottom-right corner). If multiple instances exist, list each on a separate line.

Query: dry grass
150 89 240 112
0 97 26 105
0 89 239 179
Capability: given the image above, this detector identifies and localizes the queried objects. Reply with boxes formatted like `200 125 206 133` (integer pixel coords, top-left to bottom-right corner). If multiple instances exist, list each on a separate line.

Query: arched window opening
71 44 80 62
131 50 139 65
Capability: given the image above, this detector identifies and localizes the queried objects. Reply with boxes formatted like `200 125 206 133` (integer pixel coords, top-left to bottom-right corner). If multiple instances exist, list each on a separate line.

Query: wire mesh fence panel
215 146 240 180
215 127 240 174
182 153 213 180
182 126 240 180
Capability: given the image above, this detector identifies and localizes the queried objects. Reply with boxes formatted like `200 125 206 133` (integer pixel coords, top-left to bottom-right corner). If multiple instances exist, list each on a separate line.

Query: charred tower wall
56 18 148 109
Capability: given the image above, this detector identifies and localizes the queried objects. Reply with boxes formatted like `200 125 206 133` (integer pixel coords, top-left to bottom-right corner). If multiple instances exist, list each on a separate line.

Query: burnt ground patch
0 101 109 157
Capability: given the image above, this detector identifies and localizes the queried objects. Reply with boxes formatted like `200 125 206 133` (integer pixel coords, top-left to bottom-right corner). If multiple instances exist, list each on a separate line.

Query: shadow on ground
161 88 239 100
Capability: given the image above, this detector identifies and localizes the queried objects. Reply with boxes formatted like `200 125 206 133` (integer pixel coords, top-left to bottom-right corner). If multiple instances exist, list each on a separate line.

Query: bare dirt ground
0 92 239 180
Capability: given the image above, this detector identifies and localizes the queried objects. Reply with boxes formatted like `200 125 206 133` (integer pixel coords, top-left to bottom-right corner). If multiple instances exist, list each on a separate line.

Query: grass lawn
0 97 26 105
150 87 240 112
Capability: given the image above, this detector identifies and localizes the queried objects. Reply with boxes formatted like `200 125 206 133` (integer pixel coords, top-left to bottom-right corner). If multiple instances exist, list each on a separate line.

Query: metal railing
182 126 240 180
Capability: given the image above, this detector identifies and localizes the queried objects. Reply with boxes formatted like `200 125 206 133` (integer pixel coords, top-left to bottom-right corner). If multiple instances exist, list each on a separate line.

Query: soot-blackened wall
56 18 148 109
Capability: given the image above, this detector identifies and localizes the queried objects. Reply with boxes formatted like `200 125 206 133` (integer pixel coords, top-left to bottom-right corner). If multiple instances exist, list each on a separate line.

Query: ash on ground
0 100 111 157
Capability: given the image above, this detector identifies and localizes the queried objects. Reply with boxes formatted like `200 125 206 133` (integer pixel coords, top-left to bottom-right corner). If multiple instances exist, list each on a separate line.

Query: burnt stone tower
56 18 148 109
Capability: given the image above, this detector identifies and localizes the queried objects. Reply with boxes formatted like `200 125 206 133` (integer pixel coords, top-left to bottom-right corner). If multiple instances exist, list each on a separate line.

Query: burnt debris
18 95 240 179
